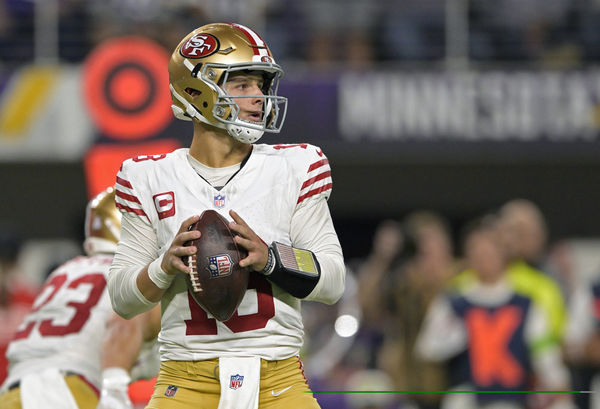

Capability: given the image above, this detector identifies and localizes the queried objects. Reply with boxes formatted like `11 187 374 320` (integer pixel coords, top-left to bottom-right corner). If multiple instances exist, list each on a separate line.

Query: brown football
183 209 249 322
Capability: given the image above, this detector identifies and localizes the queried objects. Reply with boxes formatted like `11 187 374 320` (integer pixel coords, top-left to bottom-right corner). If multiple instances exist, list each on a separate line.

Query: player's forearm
108 264 157 319
290 199 346 303
102 314 144 371
304 250 345 304
108 212 165 317
136 264 168 303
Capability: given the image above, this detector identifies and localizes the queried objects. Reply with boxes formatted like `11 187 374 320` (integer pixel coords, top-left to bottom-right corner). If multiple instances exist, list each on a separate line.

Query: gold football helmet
168 22 288 144
83 187 121 256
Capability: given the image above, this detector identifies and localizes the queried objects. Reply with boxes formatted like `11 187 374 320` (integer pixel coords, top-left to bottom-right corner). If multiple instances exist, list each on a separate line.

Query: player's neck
189 123 251 168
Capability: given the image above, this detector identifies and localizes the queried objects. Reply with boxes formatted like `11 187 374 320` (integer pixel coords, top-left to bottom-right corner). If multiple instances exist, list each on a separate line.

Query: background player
0 187 160 409
416 217 573 409
108 22 346 409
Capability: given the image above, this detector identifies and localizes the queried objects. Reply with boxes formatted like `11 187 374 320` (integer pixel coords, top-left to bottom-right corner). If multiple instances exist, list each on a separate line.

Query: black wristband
266 242 321 298
258 247 275 275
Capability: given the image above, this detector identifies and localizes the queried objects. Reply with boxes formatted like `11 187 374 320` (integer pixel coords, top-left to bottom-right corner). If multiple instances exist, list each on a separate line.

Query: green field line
309 390 593 394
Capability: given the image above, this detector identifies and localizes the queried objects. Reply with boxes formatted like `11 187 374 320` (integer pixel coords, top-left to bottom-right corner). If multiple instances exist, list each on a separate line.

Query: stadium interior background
3 1 600 405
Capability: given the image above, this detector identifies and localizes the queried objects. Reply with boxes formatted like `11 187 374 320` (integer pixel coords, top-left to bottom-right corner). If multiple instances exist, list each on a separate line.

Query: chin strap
170 85 264 144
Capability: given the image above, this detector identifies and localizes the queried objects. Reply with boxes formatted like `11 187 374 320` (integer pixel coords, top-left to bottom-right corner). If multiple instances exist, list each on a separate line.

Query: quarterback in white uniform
108 22 345 409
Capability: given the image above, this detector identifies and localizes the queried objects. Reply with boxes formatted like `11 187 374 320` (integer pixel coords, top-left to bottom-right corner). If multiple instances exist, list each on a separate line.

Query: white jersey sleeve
287 144 333 209
109 155 164 318
4 255 115 391
109 213 159 318
275 143 345 303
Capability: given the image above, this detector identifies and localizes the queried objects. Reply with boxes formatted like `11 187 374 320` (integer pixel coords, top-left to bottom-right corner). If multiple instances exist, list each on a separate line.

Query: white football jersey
114 143 333 361
3 255 114 391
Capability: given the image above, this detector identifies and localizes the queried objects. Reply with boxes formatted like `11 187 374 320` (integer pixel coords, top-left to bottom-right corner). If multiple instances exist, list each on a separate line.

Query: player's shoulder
119 149 186 175
48 255 112 279
260 143 326 161
258 143 329 175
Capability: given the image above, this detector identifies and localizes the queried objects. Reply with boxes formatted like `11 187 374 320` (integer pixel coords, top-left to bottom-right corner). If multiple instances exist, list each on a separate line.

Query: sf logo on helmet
180 33 219 58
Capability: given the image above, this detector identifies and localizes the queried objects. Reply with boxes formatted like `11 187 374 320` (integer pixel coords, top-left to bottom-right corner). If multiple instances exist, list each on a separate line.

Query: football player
0 187 160 409
108 22 346 409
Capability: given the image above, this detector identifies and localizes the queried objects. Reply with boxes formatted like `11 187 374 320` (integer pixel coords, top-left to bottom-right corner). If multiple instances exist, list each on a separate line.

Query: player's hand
228 210 269 272
97 368 133 409
160 215 201 275
97 388 133 409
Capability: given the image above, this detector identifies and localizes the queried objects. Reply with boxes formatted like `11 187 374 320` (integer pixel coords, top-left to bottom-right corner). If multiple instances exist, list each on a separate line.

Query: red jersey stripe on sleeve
116 202 149 219
297 183 333 205
301 170 331 190
115 189 141 204
116 176 133 189
307 159 329 173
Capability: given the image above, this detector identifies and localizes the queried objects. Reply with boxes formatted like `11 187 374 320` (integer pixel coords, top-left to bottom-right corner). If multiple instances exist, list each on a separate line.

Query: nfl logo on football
230 374 244 390
213 193 225 209
207 254 233 278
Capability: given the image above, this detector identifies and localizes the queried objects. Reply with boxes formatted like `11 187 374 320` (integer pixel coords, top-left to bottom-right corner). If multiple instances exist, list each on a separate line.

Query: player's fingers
179 214 200 233
168 256 190 274
177 230 201 244
229 210 256 237
169 244 197 258
229 220 251 239
234 235 255 251
229 209 246 226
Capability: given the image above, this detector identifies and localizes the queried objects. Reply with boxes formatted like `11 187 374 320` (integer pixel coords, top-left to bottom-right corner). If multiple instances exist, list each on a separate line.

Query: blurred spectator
496 199 568 343
0 0 34 67
0 223 38 385
543 240 578 300
355 219 405 335
416 217 573 409
378 211 458 409
58 0 92 62
378 0 445 61
574 0 600 61
87 1 208 53
305 220 404 408
564 274 600 409
263 0 306 63
301 0 378 69
2 0 598 67
469 0 575 61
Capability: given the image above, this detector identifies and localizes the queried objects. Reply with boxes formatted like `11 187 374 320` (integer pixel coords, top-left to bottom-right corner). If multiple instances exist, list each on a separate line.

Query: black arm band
265 242 321 298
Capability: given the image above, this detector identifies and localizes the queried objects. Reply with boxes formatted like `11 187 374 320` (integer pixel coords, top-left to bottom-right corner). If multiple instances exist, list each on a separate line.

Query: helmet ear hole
185 88 201 98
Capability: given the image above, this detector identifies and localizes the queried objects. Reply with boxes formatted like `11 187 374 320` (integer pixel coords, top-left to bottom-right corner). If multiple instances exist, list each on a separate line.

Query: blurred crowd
302 199 600 409
1 0 600 69
2 196 600 408
1 184 600 409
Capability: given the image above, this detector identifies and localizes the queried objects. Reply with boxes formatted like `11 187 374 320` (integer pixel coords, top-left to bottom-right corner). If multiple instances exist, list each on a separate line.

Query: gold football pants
146 356 321 408
0 373 99 409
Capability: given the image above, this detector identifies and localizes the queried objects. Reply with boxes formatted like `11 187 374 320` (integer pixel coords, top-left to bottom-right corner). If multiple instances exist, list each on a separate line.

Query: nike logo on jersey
316 148 323 157
271 386 292 397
